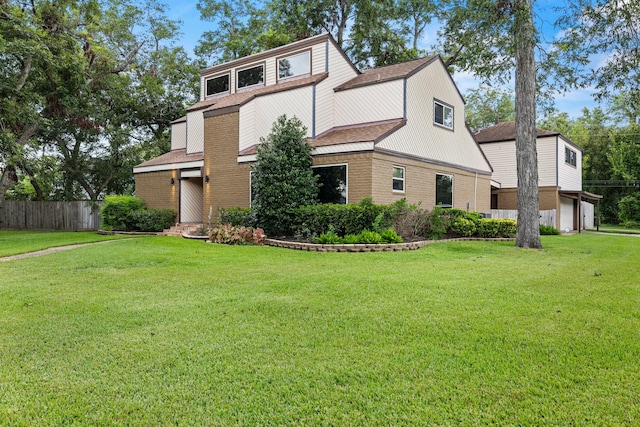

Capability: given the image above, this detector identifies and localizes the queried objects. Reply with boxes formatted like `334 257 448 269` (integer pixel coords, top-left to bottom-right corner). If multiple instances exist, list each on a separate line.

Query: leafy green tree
465 85 515 132
251 115 318 236
0 0 200 203
348 0 418 68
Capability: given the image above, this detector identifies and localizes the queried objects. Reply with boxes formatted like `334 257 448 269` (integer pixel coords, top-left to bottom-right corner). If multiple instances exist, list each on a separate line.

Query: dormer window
205 73 230 97
237 64 264 89
434 100 454 129
278 51 311 81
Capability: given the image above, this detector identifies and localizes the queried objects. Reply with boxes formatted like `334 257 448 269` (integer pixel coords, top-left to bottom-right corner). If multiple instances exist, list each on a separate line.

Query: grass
589 223 640 234
1 234 639 425
0 230 141 257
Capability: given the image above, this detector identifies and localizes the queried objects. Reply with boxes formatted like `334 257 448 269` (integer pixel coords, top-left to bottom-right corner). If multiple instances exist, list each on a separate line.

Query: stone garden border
264 237 515 252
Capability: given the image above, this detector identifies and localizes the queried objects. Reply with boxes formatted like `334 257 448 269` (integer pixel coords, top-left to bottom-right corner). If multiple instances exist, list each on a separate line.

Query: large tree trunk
514 0 542 249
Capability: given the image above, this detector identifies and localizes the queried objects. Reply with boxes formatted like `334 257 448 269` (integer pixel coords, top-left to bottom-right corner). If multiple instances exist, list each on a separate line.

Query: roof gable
334 55 438 92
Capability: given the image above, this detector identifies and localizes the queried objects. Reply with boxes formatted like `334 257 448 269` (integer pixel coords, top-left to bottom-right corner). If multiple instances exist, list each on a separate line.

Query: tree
439 0 542 248
0 0 200 203
465 85 515 132
251 115 318 236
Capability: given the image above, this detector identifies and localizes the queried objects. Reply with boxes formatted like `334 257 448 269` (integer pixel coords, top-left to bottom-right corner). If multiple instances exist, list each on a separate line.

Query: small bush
218 207 254 227
357 230 383 244
342 234 360 244
133 209 177 232
477 219 501 238
315 230 343 244
451 217 477 237
539 224 560 235
379 228 403 243
209 224 265 245
100 195 146 231
497 219 517 237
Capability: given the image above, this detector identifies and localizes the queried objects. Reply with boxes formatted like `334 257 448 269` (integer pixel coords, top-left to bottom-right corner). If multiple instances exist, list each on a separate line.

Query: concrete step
162 223 205 237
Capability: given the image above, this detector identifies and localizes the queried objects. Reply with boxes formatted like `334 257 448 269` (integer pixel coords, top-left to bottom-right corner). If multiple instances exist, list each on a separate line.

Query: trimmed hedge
100 195 176 232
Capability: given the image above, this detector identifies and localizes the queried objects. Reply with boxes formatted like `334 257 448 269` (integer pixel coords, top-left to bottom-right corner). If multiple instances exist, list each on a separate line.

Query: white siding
186 110 204 154
171 122 187 150
238 101 256 152
315 42 359 136
239 86 314 150
558 136 582 190
378 62 492 173
537 137 557 187
480 141 517 187
334 80 404 126
560 196 575 231
180 178 203 223
264 59 276 86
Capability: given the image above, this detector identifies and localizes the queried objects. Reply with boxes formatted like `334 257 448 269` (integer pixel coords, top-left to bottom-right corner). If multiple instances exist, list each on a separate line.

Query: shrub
292 201 394 238
618 192 640 224
100 195 146 231
251 115 318 236
379 228 403 243
133 209 177 232
497 219 517 237
539 224 560 235
342 234 360 244
450 216 477 237
218 207 254 227
357 230 383 244
477 218 501 238
314 230 343 244
209 224 266 245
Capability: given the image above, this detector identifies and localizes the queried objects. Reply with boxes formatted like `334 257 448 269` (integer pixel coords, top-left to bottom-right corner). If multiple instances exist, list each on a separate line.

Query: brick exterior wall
492 186 559 211
135 170 179 212
371 152 492 212
203 112 251 223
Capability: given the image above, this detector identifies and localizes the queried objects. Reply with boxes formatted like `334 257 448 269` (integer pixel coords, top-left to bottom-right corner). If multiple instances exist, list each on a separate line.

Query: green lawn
1 234 639 425
0 230 141 257
590 224 640 235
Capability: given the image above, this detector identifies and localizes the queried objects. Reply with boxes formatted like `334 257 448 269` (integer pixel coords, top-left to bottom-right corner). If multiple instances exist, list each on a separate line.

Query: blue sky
164 0 600 120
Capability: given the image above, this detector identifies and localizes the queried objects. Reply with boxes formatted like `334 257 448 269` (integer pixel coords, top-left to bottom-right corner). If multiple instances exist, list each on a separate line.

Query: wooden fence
0 201 102 231
491 209 556 227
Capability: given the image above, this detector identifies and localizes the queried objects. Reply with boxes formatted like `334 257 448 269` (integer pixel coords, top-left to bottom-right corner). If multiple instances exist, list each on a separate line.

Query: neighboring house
475 122 601 231
134 34 493 225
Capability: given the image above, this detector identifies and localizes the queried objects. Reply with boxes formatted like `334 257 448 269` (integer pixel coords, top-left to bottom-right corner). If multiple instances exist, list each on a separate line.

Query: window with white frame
434 100 454 129
278 51 310 80
392 166 405 192
565 146 577 167
313 164 347 204
237 64 264 89
435 174 453 207
205 73 230 97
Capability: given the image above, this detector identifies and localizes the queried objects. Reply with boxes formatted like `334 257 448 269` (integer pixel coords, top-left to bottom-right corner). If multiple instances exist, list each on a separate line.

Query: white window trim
277 50 311 82
236 63 265 90
434 100 454 130
392 166 405 193
436 173 454 208
312 163 348 204
205 72 230 98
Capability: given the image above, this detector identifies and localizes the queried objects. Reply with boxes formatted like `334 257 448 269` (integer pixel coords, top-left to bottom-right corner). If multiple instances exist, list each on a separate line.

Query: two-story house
134 34 493 225
475 122 601 231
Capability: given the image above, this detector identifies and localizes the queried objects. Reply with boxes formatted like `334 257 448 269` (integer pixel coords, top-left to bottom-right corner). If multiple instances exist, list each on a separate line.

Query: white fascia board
133 160 204 174
237 142 375 163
